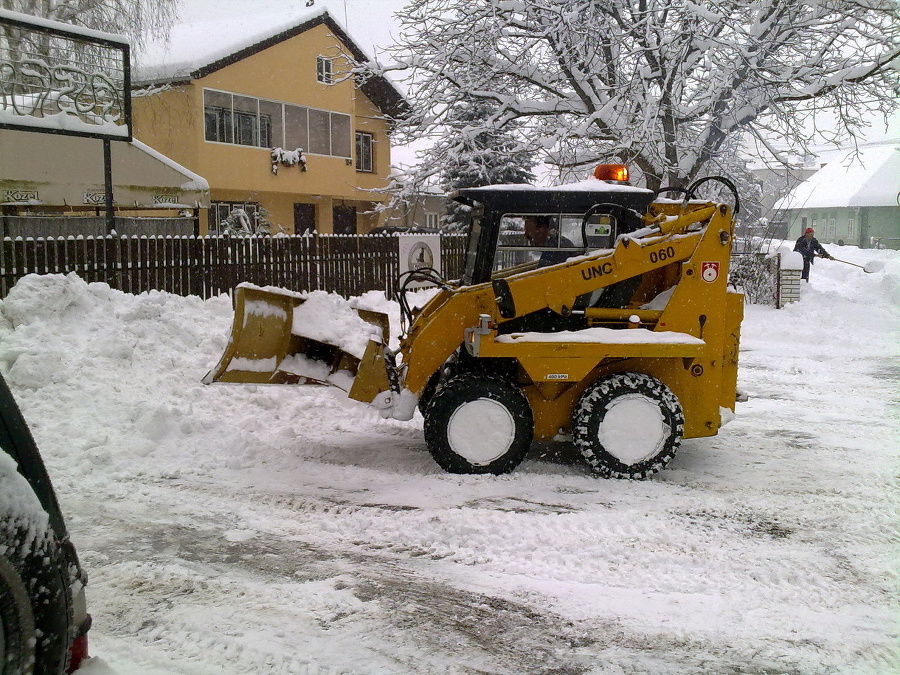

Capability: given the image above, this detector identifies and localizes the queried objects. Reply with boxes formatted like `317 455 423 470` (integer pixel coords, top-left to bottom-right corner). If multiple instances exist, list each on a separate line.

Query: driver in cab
523 215 578 267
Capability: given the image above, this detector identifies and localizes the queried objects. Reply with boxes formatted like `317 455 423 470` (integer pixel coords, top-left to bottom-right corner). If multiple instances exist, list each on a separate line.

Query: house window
209 201 259 235
284 104 308 151
426 212 440 229
204 106 233 144
330 114 351 158
848 217 855 240
829 218 836 241
308 109 332 155
203 89 350 158
317 56 334 84
356 132 374 172
233 110 258 146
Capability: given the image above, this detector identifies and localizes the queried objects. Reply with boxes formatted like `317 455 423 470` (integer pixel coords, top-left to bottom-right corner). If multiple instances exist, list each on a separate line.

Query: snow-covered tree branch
381 0 900 190
2 0 177 51
423 97 537 229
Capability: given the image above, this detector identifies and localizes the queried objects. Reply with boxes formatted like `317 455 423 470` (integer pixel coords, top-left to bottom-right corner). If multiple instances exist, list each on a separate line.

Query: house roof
774 143 900 210
133 9 408 119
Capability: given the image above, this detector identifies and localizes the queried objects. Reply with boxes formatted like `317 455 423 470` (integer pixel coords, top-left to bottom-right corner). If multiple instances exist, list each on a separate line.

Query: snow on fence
0 234 468 301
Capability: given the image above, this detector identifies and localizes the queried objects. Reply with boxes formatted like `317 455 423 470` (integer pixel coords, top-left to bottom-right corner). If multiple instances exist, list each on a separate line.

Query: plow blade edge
202 284 392 403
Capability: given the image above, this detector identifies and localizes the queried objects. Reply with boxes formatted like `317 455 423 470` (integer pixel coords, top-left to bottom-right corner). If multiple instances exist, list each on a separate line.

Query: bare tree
2 0 177 50
380 0 900 191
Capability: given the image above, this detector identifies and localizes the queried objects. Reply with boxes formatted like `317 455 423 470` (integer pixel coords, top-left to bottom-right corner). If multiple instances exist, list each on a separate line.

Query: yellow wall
132 23 394 234
131 85 201 170
353 90 393 192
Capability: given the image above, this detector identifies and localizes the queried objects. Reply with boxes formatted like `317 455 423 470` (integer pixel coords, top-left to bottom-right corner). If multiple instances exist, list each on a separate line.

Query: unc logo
580 262 613 281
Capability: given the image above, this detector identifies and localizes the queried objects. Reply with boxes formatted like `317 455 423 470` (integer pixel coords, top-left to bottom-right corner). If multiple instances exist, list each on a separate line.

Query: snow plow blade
202 284 392 403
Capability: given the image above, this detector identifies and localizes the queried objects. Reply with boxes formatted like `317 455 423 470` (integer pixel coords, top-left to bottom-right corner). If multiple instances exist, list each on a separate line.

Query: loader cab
454 179 655 286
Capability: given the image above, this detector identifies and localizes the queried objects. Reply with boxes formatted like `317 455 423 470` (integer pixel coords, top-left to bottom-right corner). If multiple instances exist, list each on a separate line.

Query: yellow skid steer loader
205 167 744 478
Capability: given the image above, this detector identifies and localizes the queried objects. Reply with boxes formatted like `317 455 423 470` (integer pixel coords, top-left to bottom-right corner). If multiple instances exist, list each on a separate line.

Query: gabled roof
133 9 407 119
774 143 900 210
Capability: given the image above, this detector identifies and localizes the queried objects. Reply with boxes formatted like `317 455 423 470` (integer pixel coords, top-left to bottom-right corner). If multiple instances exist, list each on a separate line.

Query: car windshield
493 213 614 275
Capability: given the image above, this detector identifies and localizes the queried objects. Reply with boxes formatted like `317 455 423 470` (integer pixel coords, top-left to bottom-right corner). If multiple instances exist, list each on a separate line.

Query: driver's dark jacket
538 235 578 267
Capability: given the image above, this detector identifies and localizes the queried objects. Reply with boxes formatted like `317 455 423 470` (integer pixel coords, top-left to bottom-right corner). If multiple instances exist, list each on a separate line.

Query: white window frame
425 212 440 229
202 88 350 158
317 56 334 85
355 131 374 172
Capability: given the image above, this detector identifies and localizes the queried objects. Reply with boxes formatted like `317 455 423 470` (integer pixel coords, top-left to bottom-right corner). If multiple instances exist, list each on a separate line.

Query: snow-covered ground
1 246 897 675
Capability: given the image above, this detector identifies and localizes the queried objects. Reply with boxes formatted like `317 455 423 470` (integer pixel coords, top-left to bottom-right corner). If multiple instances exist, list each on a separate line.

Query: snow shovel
825 256 884 274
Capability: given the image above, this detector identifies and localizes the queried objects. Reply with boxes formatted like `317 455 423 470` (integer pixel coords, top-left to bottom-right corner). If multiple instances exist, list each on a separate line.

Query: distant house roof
132 9 408 119
774 143 900 210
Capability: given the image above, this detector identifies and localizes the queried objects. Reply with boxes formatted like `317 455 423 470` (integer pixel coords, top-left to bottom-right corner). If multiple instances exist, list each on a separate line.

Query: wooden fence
0 234 468 300
2 215 197 238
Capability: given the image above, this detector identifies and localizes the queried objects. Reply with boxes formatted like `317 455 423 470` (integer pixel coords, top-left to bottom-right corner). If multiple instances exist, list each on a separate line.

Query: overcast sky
176 0 408 59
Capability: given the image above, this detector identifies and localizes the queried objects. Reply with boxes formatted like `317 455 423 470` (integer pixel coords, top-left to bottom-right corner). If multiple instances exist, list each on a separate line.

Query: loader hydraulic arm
494 204 722 320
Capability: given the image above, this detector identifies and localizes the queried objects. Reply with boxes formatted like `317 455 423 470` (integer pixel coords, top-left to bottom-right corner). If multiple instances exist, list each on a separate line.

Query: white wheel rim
447 397 516 465
598 394 669 465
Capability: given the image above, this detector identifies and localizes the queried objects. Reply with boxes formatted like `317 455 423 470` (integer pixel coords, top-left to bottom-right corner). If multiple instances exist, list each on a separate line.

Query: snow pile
744 245 900 360
291 291 385 357
0 272 97 329
0 273 412 479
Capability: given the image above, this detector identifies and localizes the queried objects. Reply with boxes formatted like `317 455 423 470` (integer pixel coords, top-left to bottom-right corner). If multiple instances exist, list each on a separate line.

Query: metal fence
0 233 468 300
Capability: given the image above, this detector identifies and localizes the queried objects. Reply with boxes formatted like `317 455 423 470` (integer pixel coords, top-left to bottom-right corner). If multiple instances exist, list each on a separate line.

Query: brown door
333 205 357 234
293 203 316 233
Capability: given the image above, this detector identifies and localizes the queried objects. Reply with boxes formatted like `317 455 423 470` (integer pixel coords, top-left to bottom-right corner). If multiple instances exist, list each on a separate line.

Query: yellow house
131 9 406 235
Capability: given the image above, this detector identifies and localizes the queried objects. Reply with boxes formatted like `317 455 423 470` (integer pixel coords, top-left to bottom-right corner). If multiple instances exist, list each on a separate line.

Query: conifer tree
428 98 537 231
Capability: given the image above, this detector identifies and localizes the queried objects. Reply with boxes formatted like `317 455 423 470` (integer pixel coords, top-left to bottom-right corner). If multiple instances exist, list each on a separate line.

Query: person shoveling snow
794 228 833 281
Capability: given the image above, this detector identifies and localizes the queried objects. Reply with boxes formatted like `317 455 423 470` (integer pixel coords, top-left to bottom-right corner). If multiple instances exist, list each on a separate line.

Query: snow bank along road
0 246 897 675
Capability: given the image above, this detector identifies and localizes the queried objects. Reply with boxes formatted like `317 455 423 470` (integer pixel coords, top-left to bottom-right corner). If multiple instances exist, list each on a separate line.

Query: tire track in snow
83 506 835 675
75 471 897 675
